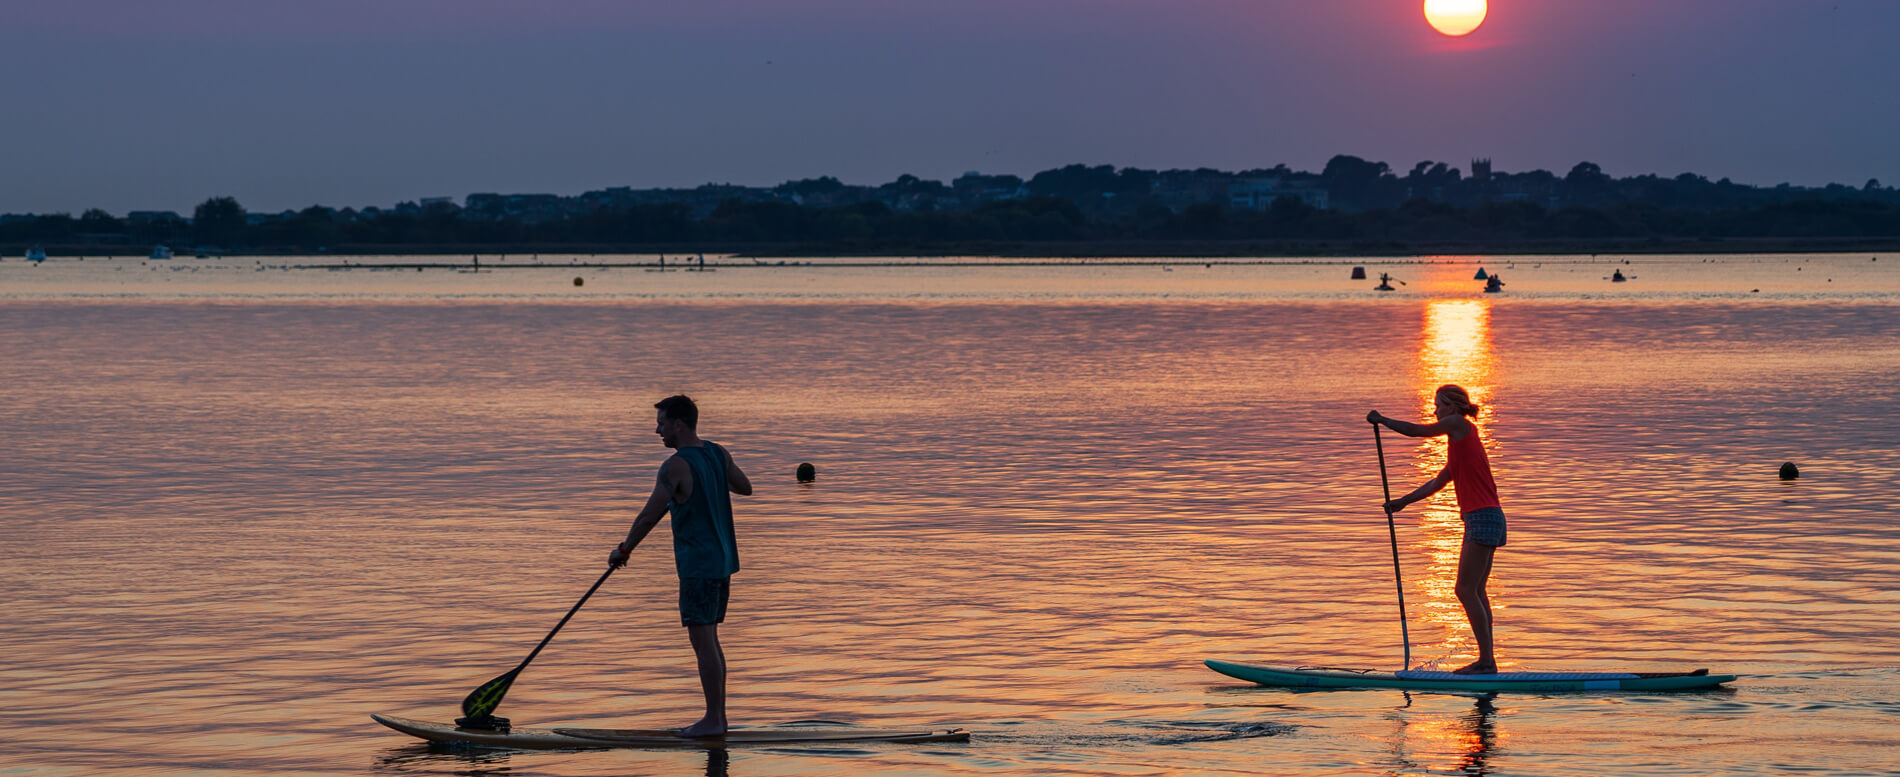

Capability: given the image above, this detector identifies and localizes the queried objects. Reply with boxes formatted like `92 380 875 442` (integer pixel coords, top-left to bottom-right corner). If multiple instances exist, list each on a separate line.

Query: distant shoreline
13 235 1899 261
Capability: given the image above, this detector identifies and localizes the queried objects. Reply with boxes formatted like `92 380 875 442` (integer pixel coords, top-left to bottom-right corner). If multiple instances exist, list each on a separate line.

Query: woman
1368 384 1504 675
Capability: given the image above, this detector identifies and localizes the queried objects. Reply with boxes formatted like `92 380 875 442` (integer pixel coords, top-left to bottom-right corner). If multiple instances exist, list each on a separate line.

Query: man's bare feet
678 717 728 738
1451 659 1498 675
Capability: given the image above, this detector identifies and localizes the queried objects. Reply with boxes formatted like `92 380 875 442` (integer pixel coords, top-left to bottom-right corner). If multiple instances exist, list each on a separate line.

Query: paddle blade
461 668 520 719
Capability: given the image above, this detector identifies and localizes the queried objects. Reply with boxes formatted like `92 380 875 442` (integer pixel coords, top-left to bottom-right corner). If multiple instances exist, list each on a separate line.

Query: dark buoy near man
1780 462 1800 480
796 462 816 483
573 277 585 287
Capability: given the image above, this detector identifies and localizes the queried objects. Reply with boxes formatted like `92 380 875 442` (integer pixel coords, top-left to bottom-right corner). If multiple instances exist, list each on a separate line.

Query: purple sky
6 0 1897 214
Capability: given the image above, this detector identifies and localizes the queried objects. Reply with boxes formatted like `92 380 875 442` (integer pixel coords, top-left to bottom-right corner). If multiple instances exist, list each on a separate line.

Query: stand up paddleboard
372 714 970 749
1205 660 1736 693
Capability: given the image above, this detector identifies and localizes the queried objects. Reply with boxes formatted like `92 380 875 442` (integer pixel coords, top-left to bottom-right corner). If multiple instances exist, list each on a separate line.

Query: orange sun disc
1424 0 1487 37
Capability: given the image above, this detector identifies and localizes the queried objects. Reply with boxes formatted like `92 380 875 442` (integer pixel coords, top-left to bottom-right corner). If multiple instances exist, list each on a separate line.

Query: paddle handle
514 565 617 672
1373 422 1412 670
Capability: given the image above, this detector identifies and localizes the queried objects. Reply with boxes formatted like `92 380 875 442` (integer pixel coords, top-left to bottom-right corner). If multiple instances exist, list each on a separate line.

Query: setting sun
1424 0 1487 37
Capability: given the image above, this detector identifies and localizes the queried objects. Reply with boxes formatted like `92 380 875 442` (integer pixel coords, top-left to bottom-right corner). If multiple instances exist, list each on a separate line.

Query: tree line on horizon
5 156 1899 251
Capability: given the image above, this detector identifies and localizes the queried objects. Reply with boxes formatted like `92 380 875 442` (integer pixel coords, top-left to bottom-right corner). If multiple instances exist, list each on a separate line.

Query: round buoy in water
1779 462 1800 480
796 462 816 483
573 277 584 287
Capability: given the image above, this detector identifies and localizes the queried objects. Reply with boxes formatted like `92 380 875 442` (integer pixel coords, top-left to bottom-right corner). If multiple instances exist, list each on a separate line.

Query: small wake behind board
1206 660 1737 693
372 714 969 750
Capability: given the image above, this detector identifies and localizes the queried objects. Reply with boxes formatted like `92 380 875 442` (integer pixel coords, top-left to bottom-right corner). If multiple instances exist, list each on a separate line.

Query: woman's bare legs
1452 541 1498 674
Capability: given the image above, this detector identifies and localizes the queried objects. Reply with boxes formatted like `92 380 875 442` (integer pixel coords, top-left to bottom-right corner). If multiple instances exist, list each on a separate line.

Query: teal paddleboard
1205 659 1737 692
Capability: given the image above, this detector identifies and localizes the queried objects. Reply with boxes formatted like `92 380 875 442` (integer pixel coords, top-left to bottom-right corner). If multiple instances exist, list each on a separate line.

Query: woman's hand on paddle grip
1366 410 1384 426
1384 498 1408 514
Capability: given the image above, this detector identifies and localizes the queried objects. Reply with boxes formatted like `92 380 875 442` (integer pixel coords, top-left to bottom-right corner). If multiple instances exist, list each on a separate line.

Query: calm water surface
3 256 1897 776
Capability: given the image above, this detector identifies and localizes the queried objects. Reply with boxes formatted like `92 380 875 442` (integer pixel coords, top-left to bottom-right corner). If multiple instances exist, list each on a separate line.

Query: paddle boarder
1367 384 1504 675
608 395 753 736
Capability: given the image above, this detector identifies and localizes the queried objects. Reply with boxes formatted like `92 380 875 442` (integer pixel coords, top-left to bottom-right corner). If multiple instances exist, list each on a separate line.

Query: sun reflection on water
1412 299 1501 667
1389 695 1503 776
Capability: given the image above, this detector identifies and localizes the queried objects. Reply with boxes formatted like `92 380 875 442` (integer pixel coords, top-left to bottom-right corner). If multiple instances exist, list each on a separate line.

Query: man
608 395 752 736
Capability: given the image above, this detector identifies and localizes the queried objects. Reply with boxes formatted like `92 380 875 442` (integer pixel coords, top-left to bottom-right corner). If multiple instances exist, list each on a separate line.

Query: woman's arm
1367 410 1464 438
1386 466 1451 514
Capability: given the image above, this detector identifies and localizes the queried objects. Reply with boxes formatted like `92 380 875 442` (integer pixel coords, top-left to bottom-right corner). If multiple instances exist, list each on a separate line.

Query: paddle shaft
513 565 616 673
1372 423 1413 670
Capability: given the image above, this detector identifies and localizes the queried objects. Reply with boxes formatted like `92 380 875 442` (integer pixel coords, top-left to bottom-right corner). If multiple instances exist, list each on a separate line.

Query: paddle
456 565 617 730
1372 422 1413 670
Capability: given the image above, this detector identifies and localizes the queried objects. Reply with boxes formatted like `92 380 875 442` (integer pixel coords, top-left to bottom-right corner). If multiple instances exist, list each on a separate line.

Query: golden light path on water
1396 297 1503 773
1410 298 1498 669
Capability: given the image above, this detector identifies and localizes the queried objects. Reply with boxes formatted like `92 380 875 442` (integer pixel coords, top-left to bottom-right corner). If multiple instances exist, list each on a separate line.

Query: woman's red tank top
1447 422 1501 513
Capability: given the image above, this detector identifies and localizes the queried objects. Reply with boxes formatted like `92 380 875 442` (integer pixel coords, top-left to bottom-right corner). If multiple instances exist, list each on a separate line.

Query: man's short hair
654 395 698 429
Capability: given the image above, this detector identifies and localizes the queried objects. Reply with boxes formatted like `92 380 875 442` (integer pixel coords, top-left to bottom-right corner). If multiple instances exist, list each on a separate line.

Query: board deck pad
372 714 969 749
1395 669 1641 681
1205 660 1736 692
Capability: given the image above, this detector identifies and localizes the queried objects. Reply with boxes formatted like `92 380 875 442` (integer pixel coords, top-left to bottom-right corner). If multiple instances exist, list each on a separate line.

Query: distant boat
26 245 47 262
1374 272 1404 292
1485 274 1504 293
150 245 174 260
1612 269 1627 282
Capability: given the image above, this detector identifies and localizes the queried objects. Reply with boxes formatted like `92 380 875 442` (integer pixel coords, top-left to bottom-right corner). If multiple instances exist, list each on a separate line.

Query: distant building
125 210 186 225
1229 178 1329 210
246 211 297 225
1151 170 1232 210
1471 158 1492 183
464 193 556 222
952 172 1028 205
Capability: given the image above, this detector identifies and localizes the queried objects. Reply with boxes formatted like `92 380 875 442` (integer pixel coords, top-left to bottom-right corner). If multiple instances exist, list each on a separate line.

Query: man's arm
609 457 690 566
1386 466 1451 514
723 449 753 496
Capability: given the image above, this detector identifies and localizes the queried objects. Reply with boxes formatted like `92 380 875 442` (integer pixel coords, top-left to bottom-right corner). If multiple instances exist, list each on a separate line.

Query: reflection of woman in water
1368 384 1505 674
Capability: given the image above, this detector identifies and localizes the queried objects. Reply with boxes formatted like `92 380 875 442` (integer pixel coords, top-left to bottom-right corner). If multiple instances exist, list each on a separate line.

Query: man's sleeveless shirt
669 443 739 578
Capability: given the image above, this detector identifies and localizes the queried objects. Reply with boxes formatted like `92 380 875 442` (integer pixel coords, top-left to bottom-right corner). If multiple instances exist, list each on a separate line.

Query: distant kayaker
1367 384 1504 675
609 395 753 736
